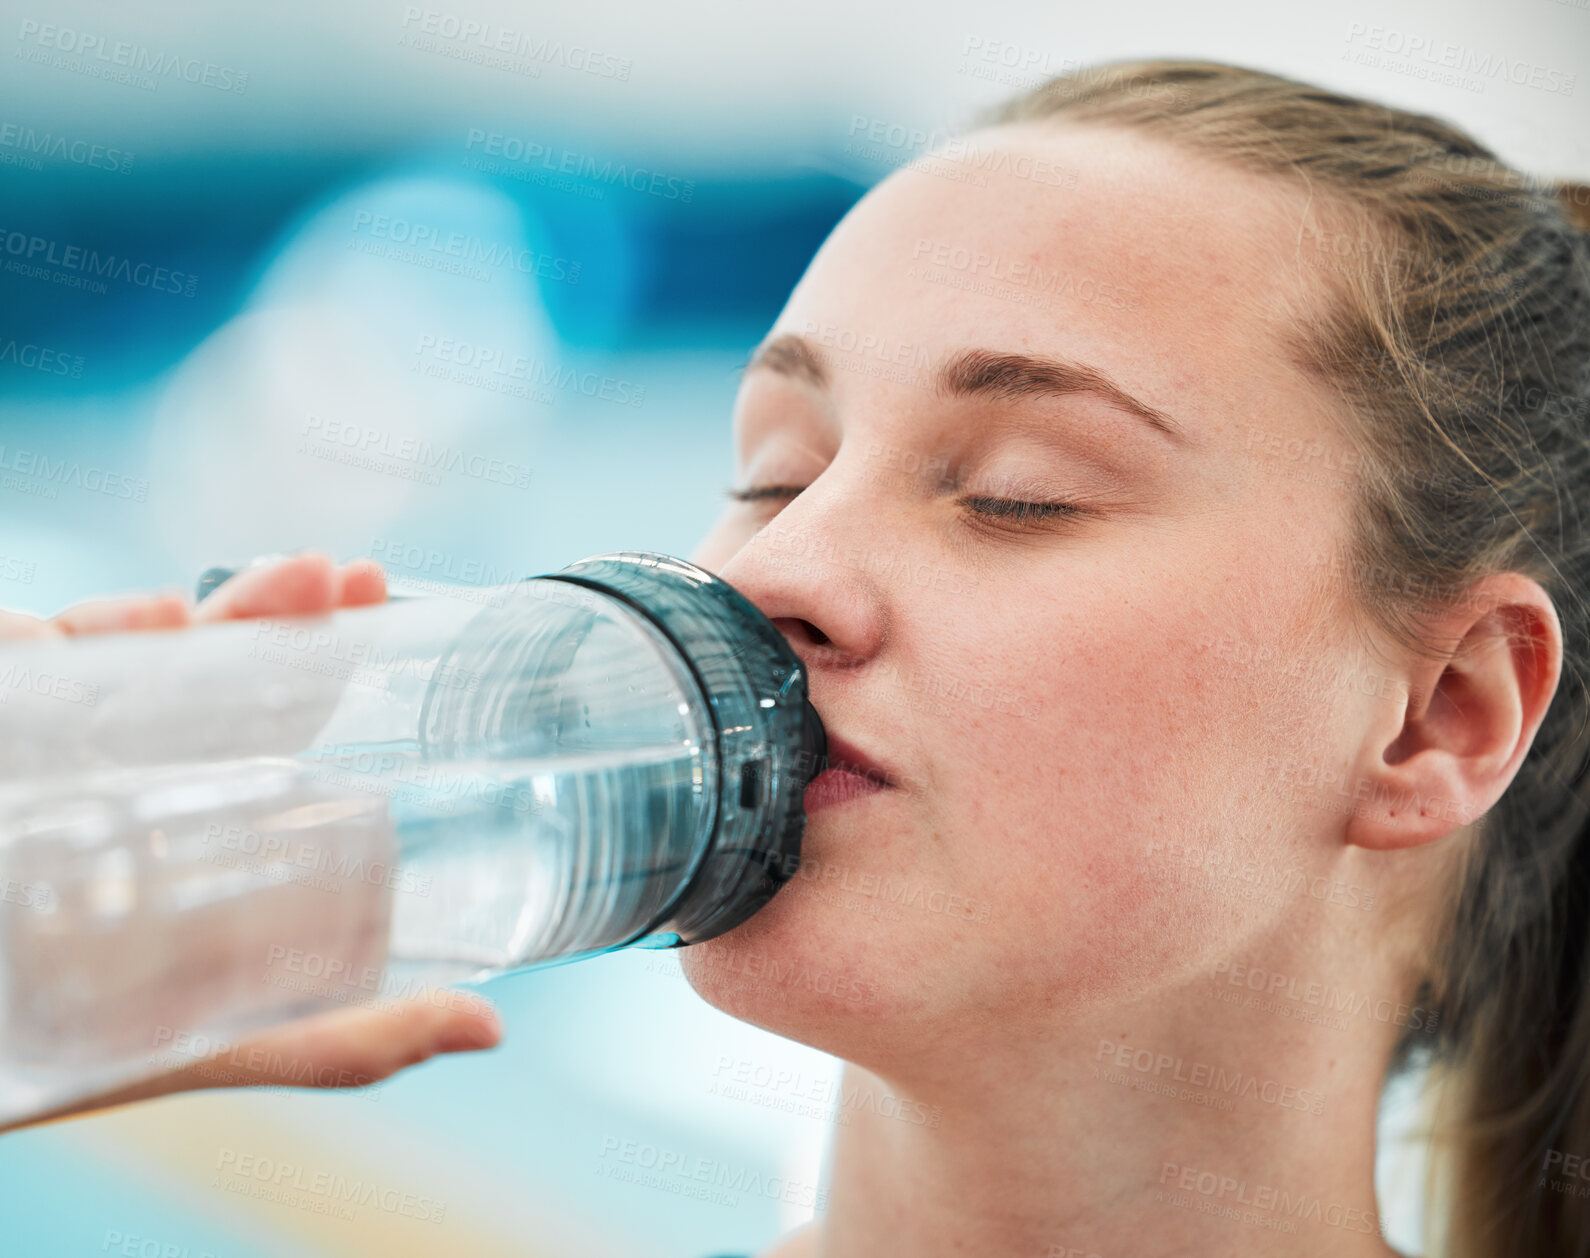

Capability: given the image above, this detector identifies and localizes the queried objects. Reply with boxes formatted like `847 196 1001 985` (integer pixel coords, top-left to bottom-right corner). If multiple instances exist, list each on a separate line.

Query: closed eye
723 485 805 503
726 485 1083 526
957 496 1082 523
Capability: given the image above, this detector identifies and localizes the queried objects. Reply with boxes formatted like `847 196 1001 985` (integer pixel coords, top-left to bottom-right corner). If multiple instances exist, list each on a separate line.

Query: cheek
922 591 1299 1004
679 560 1351 1037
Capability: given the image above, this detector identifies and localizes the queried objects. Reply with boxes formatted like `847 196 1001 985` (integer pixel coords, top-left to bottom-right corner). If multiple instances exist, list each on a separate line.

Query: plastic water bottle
0 551 825 1124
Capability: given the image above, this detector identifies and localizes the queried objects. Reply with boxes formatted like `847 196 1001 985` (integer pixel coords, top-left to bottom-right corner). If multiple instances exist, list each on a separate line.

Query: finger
336 559 387 607
52 593 193 637
194 552 340 624
0 992 505 1131
175 992 503 1094
0 609 65 640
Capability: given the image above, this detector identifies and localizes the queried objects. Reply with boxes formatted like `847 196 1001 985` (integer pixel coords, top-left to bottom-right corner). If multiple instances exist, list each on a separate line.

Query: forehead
772 121 1342 453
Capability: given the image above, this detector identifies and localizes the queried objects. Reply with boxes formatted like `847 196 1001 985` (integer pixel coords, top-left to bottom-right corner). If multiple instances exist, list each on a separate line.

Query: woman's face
681 121 1379 1070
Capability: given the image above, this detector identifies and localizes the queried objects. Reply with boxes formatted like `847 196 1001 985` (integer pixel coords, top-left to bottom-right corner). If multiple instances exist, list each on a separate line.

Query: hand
0 548 388 638
0 552 502 1134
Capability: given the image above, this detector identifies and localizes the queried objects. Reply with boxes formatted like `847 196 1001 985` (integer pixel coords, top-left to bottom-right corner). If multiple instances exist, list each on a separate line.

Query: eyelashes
955 495 1082 524
723 485 1083 525
722 485 806 503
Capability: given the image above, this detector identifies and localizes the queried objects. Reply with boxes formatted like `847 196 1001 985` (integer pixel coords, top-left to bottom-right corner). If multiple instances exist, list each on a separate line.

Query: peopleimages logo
0 227 197 296
368 537 521 588
0 336 83 378
1157 1161 1383 1236
0 122 133 173
3 876 53 912
299 412 535 489
596 1136 828 1210
14 20 250 94
349 211 580 285
213 1149 445 1223
462 129 694 202
202 822 433 898
398 8 632 80
0 659 98 707
1343 23 1576 96
0 445 147 501
1209 960 1439 1033
1095 1039 1327 1116
414 333 647 406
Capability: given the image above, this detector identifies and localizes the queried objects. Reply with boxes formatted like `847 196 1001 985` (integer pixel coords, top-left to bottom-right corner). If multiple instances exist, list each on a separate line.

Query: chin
678 873 918 1055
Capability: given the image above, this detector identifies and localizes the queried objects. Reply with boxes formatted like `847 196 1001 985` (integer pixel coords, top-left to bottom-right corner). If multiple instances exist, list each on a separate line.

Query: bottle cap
546 551 827 946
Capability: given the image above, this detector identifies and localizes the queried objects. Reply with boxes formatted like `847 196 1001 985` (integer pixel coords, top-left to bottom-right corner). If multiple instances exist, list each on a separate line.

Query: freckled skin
682 122 1369 1067
670 121 1557 1258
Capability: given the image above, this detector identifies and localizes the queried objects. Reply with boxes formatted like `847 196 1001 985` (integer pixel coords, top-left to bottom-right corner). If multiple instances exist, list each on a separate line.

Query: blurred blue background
0 0 1585 1253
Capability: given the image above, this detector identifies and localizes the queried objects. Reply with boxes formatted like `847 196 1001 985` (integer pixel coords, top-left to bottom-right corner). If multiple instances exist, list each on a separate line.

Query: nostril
766 613 833 655
804 621 830 646
772 617 830 649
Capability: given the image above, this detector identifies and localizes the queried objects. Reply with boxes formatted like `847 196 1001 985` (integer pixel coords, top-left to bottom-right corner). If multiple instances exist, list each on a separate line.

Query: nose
715 522 886 676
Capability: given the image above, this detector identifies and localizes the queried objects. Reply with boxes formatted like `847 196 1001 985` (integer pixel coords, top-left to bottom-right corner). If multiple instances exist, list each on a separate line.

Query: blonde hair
990 59 1590 1257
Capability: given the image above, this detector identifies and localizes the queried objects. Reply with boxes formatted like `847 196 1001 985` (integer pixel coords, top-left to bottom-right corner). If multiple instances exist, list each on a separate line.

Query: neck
811 939 1414 1257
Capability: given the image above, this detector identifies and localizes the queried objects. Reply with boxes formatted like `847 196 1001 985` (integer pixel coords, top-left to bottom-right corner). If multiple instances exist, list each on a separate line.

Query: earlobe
1343 574 1563 853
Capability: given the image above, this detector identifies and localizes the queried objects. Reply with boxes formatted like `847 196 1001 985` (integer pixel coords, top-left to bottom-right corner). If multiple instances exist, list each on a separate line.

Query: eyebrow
745 334 1185 443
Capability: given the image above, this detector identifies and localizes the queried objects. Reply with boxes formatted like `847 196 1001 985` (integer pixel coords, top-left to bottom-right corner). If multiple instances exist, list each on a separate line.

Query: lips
800 730 898 814
811 733 896 790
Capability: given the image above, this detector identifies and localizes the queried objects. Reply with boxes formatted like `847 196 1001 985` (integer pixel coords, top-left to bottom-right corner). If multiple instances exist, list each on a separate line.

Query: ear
1345 572 1563 852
